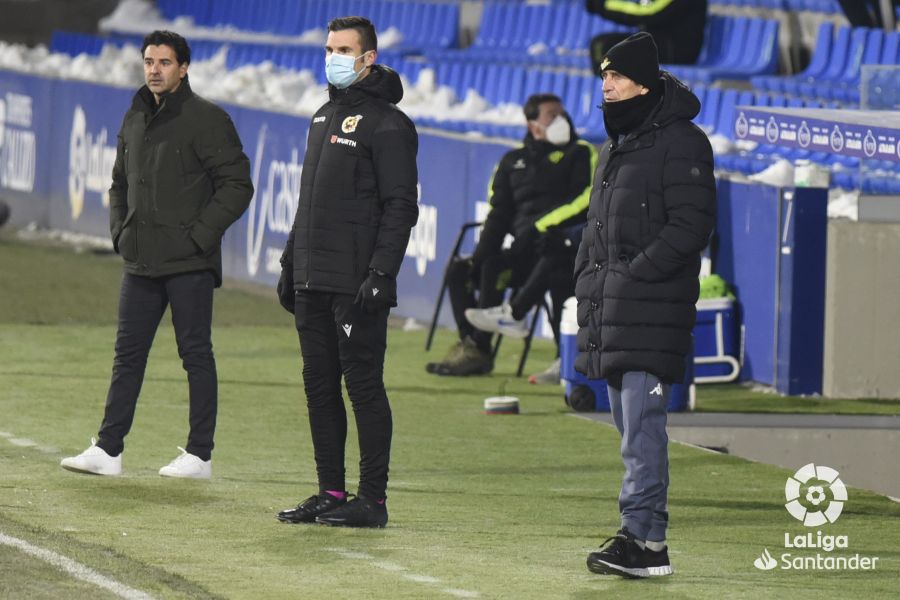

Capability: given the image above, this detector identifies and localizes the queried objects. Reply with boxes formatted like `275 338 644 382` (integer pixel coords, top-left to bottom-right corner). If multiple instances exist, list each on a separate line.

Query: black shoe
315 495 388 528
586 529 673 578
276 492 347 524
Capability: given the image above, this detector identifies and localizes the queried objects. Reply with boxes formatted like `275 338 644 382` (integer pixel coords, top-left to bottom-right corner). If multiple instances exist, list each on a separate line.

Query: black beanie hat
600 32 660 91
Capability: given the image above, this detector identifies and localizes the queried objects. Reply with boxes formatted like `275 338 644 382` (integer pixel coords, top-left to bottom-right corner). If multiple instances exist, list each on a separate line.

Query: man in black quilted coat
276 16 418 529
576 33 716 578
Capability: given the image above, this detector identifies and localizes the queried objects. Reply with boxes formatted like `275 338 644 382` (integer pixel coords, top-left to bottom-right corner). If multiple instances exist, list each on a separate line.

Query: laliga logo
68 105 117 219
405 183 437 276
246 124 302 276
785 463 847 527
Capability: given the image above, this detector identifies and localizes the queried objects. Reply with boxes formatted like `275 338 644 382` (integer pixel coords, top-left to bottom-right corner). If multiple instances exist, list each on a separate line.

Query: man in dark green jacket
61 30 253 480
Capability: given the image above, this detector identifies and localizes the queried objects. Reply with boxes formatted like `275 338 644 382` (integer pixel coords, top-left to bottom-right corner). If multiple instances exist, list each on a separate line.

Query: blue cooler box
694 297 740 383
559 298 694 412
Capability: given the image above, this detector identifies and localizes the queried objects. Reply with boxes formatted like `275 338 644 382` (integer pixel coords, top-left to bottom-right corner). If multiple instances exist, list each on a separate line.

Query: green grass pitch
1 236 898 599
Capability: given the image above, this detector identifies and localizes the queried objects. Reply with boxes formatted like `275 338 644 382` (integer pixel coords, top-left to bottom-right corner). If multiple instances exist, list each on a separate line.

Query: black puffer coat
574 72 716 383
109 77 253 286
283 65 419 294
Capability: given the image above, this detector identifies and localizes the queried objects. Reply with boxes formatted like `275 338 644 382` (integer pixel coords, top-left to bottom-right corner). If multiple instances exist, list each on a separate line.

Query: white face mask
541 115 571 146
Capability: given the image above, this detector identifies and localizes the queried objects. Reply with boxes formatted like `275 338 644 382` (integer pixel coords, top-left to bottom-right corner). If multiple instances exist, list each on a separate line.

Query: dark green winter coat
108 76 253 286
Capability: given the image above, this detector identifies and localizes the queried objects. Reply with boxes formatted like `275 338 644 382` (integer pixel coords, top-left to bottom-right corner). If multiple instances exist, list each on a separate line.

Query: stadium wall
0 68 834 396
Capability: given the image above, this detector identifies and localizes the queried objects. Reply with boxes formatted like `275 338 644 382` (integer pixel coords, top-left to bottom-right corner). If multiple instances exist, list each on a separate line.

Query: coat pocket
159 224 200 263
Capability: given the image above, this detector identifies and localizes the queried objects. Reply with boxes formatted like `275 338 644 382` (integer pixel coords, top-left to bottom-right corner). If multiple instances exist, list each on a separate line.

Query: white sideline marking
1 431 60 455
9 438 37 447
328 548 480 598
0 532 156 600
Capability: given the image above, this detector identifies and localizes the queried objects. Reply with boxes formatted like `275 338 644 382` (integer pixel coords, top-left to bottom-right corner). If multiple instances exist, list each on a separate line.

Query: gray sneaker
426 337 493 376
528 358 561 385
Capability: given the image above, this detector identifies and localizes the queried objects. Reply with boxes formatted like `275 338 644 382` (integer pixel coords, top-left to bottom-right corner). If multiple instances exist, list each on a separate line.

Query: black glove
536 229 569 255
510 226 539 256
355 269 397 313
276 264 295 314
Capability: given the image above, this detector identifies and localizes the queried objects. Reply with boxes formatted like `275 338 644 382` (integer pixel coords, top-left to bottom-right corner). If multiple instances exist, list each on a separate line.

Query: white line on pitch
2 431 62 455
328 548 480 598
0 532 156 600
9 437 37 447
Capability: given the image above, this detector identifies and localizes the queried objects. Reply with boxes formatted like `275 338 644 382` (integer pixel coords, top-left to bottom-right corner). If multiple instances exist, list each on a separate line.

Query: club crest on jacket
342 114 363 133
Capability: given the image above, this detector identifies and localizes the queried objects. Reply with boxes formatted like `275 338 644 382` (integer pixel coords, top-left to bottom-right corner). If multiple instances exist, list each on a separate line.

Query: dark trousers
607 371 670 543
294 291 392 500
508 252 576 355
446 249 537 351
97 271 217 461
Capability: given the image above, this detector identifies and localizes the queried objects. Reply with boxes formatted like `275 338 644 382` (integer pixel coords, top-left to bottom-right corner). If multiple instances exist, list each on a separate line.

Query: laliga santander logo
753 464 879 573
785 463 847 527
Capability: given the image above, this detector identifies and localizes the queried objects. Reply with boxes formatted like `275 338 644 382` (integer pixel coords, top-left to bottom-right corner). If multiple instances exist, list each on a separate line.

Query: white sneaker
159 447 211 479
528 358 561 385
465 303 529 338
60 438 122 476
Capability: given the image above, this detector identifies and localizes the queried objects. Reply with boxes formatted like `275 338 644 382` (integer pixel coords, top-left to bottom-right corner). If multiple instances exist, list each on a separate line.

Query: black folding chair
425 221 482 352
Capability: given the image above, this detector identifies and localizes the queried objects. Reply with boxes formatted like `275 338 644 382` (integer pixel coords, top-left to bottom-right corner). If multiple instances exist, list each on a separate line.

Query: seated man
425 93 596 376
464 230 580 384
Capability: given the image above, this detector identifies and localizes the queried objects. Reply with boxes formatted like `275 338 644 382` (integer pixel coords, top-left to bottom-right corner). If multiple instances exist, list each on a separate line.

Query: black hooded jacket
573 72 716 383
473 126 597 264
282 65 419 294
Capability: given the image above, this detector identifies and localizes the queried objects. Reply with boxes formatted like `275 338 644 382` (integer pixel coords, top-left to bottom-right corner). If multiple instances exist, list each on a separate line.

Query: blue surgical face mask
325 51 370 89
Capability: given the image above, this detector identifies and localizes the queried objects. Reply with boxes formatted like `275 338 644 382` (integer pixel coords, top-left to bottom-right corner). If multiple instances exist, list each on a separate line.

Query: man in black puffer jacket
276 16 418 529
577 33 716 578
60 31 253 481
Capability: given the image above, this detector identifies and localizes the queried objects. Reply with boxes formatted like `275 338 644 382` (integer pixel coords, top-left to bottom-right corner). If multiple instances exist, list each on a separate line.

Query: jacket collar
328 65 404 106
133 75 193 116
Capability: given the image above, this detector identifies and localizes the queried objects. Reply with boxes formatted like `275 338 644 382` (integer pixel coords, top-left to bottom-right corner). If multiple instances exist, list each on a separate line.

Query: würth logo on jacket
330 135 357 148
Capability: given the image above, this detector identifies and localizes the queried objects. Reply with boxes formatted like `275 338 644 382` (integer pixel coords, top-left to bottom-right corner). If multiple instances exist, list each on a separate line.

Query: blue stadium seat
755 21 833 94
710 88 735 137
800 26 857 98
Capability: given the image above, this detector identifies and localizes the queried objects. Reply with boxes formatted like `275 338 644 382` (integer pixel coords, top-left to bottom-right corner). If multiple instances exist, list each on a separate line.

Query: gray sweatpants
607 371 670 543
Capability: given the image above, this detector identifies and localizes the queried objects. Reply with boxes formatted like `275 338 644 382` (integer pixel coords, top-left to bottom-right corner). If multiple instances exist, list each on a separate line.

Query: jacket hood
329 64 404 105
649 71 700 126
